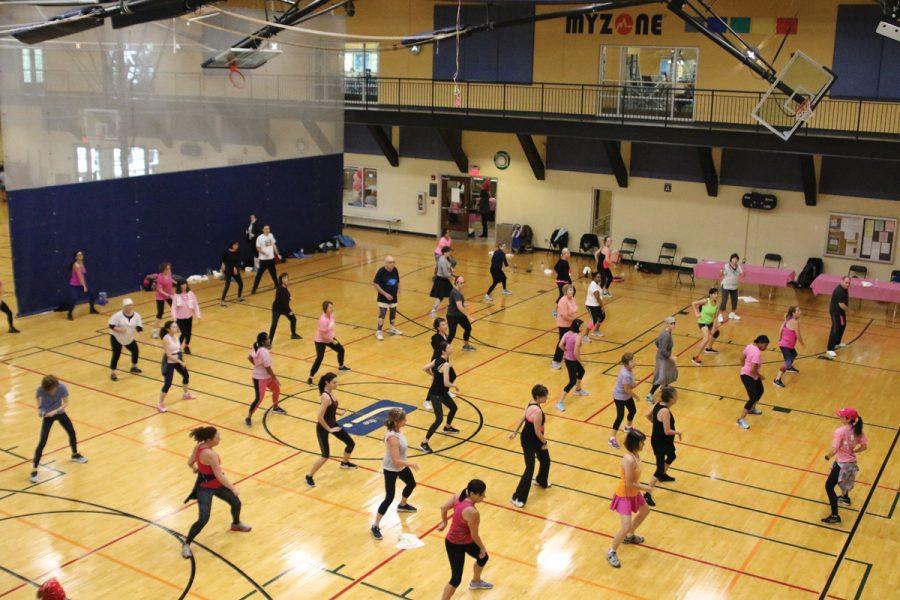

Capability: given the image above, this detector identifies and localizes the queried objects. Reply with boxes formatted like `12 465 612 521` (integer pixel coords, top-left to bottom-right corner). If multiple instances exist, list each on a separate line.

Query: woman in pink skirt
606 429 654 568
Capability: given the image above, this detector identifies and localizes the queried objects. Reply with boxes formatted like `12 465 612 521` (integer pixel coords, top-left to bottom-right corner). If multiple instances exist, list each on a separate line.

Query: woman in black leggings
371 408 419 540
307 301 349 384
438 479 492 598
30 375 87 483
181 426 251 559
420 341 460 454
305 372 357 487
509 384 551 508
158 321 196 413
595 236 614 296
609 353 639 449
643 387 682 507
269 273 301 343
0 278 19 333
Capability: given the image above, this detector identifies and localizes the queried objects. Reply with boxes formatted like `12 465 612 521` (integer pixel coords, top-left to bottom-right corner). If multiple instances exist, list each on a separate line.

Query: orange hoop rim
228 62 246 89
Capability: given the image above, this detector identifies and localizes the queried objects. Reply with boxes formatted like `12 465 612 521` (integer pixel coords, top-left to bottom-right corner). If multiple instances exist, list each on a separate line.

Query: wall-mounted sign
493 151 510 170
566 13 664 36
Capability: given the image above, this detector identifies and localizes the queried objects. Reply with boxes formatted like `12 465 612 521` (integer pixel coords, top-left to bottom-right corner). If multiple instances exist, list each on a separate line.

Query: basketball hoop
795 97 814 123
228 62 245 89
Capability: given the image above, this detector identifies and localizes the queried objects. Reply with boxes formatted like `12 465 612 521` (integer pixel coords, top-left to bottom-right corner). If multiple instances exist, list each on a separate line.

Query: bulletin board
825 212 897 264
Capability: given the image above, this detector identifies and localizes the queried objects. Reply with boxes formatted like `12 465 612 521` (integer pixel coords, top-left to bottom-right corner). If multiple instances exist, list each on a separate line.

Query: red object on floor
613 276 624 282
37 579 66 600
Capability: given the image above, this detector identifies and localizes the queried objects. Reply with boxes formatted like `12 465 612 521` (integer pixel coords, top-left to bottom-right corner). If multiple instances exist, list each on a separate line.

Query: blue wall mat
631 143 704 183
9 154 343 316
720 149 802 192
546 137 613 174
344 123 389 155
399 126 456 161
820 156 900 201
338 399 418 436
831 5 884 98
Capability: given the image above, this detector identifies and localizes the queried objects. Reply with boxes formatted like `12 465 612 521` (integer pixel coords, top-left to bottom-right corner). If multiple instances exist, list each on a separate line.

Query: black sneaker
821 515 841 524
371 525 383 540
9 327 20 334
89 308 100 314
291 334 302 340
397 503 418 513
703 347 719 354
307 377 314 385
340 461 358 469
443 425 460 434
786 367 800 374
130 366 142 374
419 441 434 454
244 417 252 427
338 365 351 372
237 297 245 303
184 347 192 355
29 470 38 484
643 492 656 507
272 406 287 415
658 474 676 483
110 372 118 381
838 495 851 506
305 475 315 488
773 379 785 388
71 453 88 463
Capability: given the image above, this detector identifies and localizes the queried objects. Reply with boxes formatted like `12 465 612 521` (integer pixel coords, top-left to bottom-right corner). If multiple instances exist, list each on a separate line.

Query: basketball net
228 62 246 89
795 97 813 123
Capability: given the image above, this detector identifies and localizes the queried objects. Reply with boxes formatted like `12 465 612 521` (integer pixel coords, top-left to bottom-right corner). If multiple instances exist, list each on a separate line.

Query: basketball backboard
202 47 282 69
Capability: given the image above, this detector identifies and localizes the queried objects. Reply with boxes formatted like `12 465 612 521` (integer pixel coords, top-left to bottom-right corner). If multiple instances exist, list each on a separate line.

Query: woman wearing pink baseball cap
822 407 868 525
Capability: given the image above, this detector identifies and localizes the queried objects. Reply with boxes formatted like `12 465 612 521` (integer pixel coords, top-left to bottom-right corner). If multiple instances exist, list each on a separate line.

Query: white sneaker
825 350 837 359
151 329 159 339
423 400 433 412
388 327 403 336
550 361 561 370
574 389 590 396
510 497 524 508
836 343 847 349
375 330 384 341
590 331 604 338
448 391 456 398
737 418 750 429
502 289 512 295
645 393 654 404
729 312 740 320
484 294 493 302
717 314 724 324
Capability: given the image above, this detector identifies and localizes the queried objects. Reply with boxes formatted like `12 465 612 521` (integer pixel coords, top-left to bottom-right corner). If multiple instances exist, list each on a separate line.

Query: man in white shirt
108 298 143 381
252 224 281 294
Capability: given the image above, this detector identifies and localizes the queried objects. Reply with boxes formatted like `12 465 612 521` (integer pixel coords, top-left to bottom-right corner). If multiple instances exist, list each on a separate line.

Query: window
112 146 158 178
21 48 43 84
343 43 378 77
599 45 698 119
343 166 377 209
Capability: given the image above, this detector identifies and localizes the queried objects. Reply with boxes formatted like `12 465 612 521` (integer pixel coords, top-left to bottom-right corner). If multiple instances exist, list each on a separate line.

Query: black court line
237 562 409 599
0 564 40 589
844 558 873 600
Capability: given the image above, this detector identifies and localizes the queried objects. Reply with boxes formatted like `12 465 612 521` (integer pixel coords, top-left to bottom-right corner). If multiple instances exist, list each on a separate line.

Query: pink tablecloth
811 274 900 303
693 261 796 287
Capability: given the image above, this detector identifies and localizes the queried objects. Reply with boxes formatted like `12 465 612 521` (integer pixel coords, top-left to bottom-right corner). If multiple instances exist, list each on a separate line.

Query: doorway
592 189 612 238
440 175 470 239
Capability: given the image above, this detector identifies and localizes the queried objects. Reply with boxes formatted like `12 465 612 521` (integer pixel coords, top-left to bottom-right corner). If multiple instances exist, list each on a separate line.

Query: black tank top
651 402 675 446
320 392 338 429
429 358 454 395
522 403 543 445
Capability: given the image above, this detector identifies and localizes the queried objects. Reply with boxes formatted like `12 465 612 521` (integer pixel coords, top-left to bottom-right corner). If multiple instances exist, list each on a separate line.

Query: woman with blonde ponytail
370 408 419 540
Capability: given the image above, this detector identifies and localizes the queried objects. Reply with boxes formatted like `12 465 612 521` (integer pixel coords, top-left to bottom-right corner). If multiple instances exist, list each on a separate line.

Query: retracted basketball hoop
228 62 246 89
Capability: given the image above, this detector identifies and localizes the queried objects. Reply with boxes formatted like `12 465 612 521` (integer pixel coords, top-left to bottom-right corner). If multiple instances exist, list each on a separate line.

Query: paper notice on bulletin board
829 213 897 264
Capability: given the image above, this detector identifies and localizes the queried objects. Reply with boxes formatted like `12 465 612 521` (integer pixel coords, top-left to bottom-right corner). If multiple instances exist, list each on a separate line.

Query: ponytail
852 416 864 437
253 331 268 351
785 306 797 319
458 478 486 501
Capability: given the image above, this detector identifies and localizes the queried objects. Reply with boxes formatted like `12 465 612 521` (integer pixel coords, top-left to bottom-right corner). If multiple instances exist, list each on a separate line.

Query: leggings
185 486 241 544
513 436 550 503
155 298 172 319
827 313 846 352
552 327 568 363
556 282 568 302
67 285 96 316
33 413 78 468
377 467 417 515
486 269 507 295
309 341 345 378
249 377 281 416
377 306 397 326
269 309 297 342
587 305 605 329
315 425 356 458
719 288 738 311
425 392 458 439
740 374 764 411
252 259 278 292
652 442 676 478
563 359 584 393
222 272 244 301
600 266 614 290
825 461 841 516
1 301 14 327
177 317 193 346
162 362 189 393
612 398 636 431
780 347 797 370
109 336 139 370
445 540 489 588
447 315 471 344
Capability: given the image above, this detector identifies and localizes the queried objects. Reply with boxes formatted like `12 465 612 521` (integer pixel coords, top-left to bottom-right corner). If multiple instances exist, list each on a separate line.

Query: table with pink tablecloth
693 261 796 287
811 274 900 303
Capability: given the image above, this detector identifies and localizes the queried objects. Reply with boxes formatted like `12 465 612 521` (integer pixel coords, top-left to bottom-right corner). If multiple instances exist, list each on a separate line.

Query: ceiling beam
516 134 545 180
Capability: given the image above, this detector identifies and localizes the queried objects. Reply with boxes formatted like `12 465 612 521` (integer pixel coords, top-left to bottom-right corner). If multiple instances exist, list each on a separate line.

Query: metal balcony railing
343 76 900 141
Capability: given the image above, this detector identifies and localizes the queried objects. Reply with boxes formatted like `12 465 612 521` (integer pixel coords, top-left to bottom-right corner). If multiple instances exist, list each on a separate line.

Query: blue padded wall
546 137 613 174
820 156 900 201
831 4 900 99
399 126 456 161
720 149 802 192
631 143 704 183
9 154 343 315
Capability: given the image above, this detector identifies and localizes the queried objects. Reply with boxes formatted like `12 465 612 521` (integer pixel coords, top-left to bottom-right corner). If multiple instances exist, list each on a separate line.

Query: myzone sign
566 13 664 36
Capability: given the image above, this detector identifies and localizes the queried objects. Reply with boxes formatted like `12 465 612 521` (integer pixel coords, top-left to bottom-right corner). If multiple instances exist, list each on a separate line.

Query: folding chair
618 238 638 263
658 242 677 266
676 257 698 287
763 253 782 268
848 265 868 278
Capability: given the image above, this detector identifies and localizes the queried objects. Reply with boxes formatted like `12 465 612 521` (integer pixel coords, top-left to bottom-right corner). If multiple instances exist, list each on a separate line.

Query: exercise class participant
153 262 174 338
438 479 493 598
606 429 654 568
181 426 251 559
251 224 281 294
552 284 578 369
609 353 638 449
371 408 419 541
423 317 450 412
270 273 301 344
244 213 263 270
220 241 244 306
691 288 721 365
307 300 350 384
305 372 357 487
435 229 452 262
825 276 850 360
719 253 743 322
30 375 88 484
647 317 677 403
555 319 588 412
0 277 20 333
595 236 614 297
553 248 572 307
585 271 605 338
774 306 804 388
430 246 455 314
66 250 98 320
171 280 201 355
108 298 143 381
509 384 551 508
737 335 769 429
822 407 868 525
420 341 460 454
158 320 196 413
245 331 284 427
478 180 492 238
484 242 512 301
643 387 682 507
447 276 475 351
373 256 403 341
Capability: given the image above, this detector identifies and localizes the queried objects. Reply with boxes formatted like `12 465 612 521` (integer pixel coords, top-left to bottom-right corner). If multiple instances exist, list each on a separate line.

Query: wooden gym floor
0 210 897 599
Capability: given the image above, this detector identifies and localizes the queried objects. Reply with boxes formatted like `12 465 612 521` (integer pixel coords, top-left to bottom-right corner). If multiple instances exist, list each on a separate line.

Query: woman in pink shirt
153 262 175 338
158 320 195 412
773 306 804 388
551 284 578 369
307 300 350 384
245 332 284 427
555 319 588 412
67 250 99 320
822 407 868 524
435 230 452 261
171 281 201 355
737 334 769 429
437 479 492 597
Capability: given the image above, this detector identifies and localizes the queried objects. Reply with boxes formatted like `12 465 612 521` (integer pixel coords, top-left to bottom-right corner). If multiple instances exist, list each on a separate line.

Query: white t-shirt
586 281 602 307
256 233 276 260
108 310 142 345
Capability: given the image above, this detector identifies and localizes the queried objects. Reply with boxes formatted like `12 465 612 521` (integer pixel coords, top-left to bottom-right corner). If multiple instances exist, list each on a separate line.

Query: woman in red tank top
181 426 251 559
437 479 492 598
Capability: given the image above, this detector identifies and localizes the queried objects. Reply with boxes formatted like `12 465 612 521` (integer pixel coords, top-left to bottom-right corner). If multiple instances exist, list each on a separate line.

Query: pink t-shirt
155 273 174 301
556 296 578 328
434 236 452 256
163 334 181 363
69 263 86 286
316 314 335 343
562 330 579 361
832 425 868 463
172 291 201 320
740 344 761 379
250 347 272 380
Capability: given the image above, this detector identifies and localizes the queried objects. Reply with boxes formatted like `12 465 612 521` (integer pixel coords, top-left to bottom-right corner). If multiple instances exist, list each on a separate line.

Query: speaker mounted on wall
742 192 777 210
